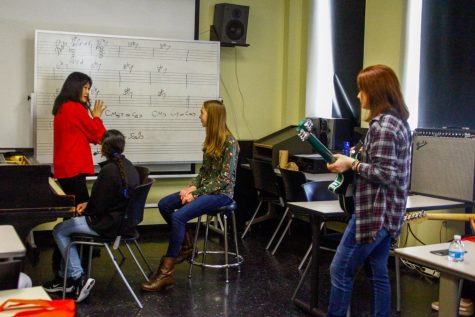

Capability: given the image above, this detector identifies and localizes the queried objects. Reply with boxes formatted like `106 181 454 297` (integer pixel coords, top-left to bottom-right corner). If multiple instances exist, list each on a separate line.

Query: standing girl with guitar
325 65 412 317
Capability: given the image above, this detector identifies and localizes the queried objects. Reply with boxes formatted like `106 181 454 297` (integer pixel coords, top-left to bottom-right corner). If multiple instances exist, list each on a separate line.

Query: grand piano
0 152 75 241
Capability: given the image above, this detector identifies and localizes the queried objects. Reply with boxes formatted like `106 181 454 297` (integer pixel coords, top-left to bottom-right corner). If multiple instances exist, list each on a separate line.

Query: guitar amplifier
411 129 475 202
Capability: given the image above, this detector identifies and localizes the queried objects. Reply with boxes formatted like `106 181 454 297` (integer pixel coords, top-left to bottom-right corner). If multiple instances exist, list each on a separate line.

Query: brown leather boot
141 257 175 291
175 230 195 264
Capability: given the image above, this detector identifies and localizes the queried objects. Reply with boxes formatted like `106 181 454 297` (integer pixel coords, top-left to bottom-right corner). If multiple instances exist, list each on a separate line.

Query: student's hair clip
112 152 120 158
123 188 129 198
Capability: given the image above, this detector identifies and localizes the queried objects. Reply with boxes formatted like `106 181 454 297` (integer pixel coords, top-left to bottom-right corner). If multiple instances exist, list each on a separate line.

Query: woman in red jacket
50 72 106 283
52 72 106 212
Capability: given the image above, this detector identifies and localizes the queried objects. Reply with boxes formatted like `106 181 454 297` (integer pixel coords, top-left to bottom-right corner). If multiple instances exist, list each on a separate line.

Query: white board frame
34 30 219 165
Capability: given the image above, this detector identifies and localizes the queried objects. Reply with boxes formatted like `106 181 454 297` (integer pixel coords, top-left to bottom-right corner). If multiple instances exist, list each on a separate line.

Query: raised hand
91 100 106 118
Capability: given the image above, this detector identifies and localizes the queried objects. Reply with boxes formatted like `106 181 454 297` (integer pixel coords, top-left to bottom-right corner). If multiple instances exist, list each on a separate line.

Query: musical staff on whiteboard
37 68 216 86
37 38 218 63
35 31 220 164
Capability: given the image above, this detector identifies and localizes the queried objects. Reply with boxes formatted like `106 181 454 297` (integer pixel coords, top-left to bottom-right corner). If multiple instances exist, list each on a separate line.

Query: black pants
57 174 89 205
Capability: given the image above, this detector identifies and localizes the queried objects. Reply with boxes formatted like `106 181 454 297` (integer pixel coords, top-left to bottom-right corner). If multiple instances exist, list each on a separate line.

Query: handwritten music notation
37 67 216 86
35 31 220 164
35 92 207 133
37 37 218 63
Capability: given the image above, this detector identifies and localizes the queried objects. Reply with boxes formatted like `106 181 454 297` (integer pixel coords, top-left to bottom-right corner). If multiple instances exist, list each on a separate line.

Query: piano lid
0 163 75 211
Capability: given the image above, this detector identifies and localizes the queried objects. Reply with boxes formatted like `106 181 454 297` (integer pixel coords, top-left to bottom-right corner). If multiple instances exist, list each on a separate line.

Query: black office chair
298 180 342 271
241 159 285 239
266 168 307 255
62 177 155 309
0 259 22 290
135 166 150 184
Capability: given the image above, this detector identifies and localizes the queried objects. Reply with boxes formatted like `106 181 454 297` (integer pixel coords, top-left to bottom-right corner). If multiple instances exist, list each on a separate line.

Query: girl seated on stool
141 99 239 292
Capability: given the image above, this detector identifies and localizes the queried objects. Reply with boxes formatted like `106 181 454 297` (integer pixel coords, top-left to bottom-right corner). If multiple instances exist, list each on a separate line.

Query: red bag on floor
0 298 75 317
462 236 475 243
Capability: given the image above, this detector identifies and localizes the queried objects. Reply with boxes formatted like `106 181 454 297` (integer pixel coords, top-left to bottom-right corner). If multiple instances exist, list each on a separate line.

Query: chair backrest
249 159 281 197
135 166 150 185
301 181 338 202
279 168 307 202
120 177 154 235
0 259 22 290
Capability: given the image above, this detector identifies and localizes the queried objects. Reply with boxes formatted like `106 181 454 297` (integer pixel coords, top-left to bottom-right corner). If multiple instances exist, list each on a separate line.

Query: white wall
0 0 196 148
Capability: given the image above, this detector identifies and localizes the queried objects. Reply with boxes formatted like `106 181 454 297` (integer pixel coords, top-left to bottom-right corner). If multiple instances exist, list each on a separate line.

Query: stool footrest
190 250 244 268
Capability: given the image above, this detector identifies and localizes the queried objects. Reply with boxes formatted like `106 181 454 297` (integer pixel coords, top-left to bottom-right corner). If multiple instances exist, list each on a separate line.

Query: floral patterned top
191 134 239 199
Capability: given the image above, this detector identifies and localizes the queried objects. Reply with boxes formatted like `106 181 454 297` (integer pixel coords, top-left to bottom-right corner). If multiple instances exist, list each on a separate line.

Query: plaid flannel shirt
354 112 411 243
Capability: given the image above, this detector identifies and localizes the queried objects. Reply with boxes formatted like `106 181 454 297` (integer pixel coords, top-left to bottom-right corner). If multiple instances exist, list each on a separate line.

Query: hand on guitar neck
297 118 359 215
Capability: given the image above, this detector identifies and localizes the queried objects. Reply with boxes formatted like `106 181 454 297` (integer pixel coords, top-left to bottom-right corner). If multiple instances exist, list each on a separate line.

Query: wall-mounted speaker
410 134 475 202
210 3 249 46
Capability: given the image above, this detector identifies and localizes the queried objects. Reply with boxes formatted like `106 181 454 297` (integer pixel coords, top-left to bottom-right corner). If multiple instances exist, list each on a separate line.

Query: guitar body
297 119 355 215
331 170 355 215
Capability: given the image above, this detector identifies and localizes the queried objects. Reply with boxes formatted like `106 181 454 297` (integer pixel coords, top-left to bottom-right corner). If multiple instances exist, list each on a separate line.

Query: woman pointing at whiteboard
49 72 106 289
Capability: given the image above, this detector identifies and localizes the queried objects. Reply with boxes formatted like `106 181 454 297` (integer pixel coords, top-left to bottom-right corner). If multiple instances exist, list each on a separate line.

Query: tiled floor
25 221 441 316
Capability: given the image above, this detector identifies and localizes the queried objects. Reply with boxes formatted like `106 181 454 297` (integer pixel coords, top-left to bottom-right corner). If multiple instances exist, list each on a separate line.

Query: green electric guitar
297 118 355 215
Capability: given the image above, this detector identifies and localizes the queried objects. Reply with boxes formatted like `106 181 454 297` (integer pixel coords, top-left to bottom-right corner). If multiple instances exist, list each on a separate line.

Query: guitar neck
426 213 475 221
307 134 335 163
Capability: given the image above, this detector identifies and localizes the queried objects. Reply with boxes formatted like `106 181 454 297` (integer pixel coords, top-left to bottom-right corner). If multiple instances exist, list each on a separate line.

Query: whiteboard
34 30 220 164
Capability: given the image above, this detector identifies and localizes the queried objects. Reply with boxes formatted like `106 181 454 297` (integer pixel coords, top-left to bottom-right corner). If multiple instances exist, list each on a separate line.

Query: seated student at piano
141 99 239 292
51 71 107 281
431 218 475 316
326 65 412 317
43 129 139 302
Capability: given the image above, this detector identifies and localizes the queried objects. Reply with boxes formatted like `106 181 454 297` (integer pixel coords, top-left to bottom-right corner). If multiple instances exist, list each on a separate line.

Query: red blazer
53 101 106 178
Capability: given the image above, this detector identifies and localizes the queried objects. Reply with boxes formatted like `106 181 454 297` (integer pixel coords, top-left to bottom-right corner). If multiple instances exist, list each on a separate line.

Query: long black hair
52 72 92 116
101 129 129 198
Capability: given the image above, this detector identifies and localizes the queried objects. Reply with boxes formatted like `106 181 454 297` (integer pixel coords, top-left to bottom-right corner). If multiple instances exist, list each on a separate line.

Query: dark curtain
419 0 475 128
331 0 366 127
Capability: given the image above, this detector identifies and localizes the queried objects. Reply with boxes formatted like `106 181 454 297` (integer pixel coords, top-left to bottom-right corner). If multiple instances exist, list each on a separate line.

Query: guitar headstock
297 118 313 132
297 118 315 141
297 129 309 141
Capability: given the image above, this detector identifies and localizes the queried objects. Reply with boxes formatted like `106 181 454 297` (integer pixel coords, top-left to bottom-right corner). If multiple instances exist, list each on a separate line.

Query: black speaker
310 118 353 150
211 3 249 46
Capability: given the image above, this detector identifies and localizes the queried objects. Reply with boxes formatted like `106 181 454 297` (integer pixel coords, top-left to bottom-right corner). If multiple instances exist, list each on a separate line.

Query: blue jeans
53 216 100 279
327 216 391 317
158 192 232 258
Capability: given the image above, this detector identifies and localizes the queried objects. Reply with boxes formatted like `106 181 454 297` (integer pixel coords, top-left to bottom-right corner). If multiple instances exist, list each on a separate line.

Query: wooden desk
0 225 26 259
0 286 51 316
288 195 469 316
395 241 475 317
